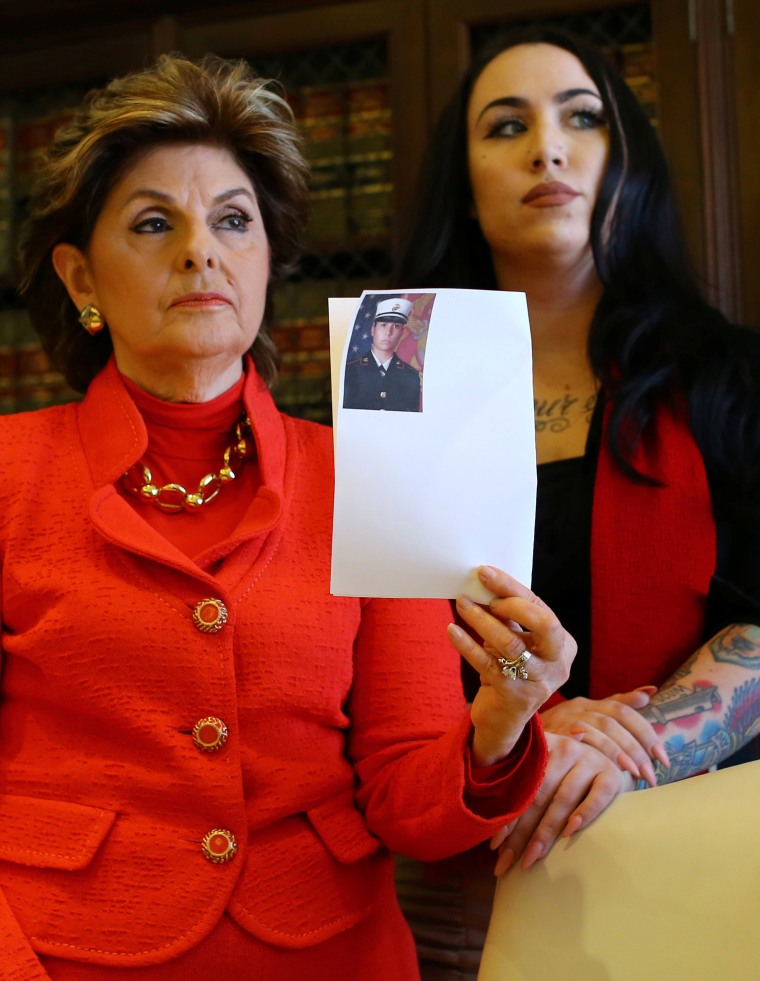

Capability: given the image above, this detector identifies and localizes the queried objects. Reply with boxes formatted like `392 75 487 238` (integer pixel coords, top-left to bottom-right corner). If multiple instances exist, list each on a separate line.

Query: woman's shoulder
282 411 333 440
708 316 760 361
686 318 760 406
683 318 760 489
0 404 79 526
0 405 78 504
0 401 77 443
282 411 334 460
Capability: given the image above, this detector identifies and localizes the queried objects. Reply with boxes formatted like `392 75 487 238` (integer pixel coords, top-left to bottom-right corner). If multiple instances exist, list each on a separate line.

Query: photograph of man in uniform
343 298 422 411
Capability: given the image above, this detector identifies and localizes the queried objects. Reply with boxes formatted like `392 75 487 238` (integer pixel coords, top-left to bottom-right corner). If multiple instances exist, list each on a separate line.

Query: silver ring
497 651 531 681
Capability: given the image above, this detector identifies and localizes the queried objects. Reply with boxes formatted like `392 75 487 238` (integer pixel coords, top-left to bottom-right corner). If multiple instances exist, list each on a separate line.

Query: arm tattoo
709 624 760 667
658 723 735 780
725 678 760 740
641 624 760 785
654 678 760 782
641 685 721 725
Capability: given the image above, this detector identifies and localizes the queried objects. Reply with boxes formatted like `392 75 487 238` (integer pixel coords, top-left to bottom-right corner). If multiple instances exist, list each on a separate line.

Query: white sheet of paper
330 288 535 599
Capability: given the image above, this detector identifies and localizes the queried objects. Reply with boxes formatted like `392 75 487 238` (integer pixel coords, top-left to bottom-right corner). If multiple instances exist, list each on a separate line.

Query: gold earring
78 304 105 335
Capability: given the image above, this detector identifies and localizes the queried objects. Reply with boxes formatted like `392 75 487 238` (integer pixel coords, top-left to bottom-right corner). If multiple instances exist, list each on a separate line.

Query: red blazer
0 359 546 973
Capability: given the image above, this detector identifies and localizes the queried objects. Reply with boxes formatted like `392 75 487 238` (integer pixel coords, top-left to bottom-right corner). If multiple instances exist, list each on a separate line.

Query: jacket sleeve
0 566 51 977
346 597 547 861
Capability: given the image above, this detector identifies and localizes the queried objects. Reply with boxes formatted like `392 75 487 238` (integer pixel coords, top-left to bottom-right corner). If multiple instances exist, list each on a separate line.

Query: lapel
590 397 716 695
76 357 288 585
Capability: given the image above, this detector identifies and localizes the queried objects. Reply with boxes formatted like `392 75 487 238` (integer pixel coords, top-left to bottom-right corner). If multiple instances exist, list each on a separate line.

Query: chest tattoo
534 391 597 434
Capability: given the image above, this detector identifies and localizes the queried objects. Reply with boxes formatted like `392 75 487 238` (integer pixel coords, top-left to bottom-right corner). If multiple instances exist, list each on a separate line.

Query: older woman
397 24 760 979
3 54 571 979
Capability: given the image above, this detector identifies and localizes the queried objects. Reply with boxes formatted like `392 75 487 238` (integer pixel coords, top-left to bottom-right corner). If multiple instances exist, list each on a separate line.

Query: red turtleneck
118 372 261 562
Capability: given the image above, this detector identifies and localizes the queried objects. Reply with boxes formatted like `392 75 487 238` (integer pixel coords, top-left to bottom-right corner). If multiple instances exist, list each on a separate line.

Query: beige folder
479 760 760 981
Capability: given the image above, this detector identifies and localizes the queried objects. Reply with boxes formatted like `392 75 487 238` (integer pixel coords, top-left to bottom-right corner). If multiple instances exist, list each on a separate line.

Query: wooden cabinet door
731 0 760 326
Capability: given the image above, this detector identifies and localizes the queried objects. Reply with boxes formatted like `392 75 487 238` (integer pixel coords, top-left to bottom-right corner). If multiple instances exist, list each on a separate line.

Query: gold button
192 717 228 753
192 598 228 634
201 828 237 864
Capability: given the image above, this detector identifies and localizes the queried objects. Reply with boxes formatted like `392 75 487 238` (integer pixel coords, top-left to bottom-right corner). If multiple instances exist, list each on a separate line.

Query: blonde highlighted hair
19 53 311 392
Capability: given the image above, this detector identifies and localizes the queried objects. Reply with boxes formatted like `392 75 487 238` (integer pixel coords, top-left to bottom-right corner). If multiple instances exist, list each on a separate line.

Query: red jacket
0 359 546 973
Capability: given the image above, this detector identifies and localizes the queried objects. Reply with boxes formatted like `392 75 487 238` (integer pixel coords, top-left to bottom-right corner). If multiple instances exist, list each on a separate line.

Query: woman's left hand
490 732 635 874
540 691 669 786
447 565 576 766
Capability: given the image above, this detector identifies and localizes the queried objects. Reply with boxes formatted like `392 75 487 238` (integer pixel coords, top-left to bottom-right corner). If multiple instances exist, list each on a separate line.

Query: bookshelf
0 84 96 411
249 38 395 422
0 0 756 420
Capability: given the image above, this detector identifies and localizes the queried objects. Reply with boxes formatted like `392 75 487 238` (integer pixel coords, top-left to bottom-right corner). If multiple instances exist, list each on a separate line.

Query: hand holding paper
448 565 576 766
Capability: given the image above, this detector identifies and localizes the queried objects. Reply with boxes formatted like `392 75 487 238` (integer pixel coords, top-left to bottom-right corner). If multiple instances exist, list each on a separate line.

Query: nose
529 145 567 172
183 255 214 270
528 124 567 172
178 225 219 271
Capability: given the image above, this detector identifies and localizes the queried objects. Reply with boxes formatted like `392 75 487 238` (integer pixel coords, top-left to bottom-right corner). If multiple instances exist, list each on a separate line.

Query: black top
532 396 760 700
532 454 595 699
461 397 760 703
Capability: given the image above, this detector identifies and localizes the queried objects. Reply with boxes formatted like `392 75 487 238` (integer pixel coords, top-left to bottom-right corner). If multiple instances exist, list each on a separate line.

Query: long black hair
397 26 760 489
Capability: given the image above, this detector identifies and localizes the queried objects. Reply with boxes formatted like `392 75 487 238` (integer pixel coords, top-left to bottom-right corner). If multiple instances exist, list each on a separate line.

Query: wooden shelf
0 0 756 423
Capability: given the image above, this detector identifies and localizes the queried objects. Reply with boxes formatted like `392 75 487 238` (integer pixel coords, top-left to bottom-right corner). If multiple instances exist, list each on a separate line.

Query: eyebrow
475 87 602 124
123 187 256 207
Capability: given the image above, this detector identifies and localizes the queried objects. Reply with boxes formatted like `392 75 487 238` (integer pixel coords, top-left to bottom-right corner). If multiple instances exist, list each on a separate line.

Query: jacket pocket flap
0 794 116 870
307 790 380 864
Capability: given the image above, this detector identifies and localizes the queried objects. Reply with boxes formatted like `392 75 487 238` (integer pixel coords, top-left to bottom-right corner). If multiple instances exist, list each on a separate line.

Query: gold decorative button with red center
201 828 238 864
192 717 229 753
192 598 228 634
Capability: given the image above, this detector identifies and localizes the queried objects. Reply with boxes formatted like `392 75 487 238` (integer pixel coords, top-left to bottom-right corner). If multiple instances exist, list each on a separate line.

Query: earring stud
78 304 105 335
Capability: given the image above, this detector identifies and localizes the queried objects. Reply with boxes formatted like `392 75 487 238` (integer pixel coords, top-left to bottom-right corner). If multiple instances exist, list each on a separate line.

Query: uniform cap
374 298 412 324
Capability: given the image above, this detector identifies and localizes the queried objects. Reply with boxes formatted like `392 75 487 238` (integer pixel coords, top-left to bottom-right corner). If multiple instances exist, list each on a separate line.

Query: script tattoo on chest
534 392 597 434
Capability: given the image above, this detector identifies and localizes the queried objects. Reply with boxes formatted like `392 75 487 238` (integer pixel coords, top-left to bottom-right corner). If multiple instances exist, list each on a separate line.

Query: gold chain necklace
121 415 253 513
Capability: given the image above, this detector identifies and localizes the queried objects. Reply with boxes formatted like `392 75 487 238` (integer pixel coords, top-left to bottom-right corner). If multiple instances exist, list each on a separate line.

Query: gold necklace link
121 415 253 513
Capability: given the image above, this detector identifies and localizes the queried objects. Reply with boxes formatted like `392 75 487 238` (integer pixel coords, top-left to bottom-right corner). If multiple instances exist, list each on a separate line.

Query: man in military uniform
343 298 421 411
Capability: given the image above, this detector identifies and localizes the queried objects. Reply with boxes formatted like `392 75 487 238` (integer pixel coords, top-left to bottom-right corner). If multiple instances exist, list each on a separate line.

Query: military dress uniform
343 353 421 412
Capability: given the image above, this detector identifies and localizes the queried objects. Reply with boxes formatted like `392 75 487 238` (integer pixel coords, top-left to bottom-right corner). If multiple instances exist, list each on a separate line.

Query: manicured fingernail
490 824 514 849
521 840 543 870
494 847 514 876
447 623 466 642
641 761 657 787
456 595 474 610
636 686 658 694
617 751 641 779
652 742 670 768
478 566 497 583
562 814 583 838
